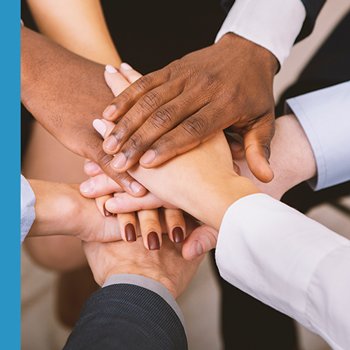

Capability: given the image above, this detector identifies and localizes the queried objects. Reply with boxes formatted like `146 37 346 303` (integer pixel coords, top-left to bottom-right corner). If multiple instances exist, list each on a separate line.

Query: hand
101 33 278 182
182 114 318 260
227 114 317 199
21 27 146 197
82 163 187 247
92 116 258 229
83 235 204 298
28 180 121 242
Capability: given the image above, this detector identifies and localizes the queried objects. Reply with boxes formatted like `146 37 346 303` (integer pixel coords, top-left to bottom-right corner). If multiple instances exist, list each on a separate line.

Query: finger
108 94 201 172
83 126 147 196
104 65 130 96
80 173 122 198
84 159 103 177
243 114 275 183
164 209 186 243
95 194 114 217
139 105 219 168
137 209 162 250
117 212 138 242
182 225 218 260
119 62 142 84
92 146 147 197
102 81 183 157
105 192 174 214
102 68 168 121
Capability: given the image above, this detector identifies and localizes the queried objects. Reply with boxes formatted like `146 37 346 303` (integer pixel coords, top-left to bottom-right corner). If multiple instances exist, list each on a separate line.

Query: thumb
244 114 275 183
182 225 218 260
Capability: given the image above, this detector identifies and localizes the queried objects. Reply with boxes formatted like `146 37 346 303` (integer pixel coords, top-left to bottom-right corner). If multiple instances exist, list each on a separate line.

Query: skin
100 33 278 183
82 110 317 259
26 0 121 66
84 236 204 298
21 27 145 196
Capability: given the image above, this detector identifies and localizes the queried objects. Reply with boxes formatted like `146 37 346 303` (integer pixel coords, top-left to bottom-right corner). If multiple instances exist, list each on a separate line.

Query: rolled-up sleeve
21 175 35 243
287 81 350 190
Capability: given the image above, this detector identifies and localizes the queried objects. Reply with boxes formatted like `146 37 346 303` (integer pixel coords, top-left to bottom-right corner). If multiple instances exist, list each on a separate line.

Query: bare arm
21 27 145 196
27 0 120 65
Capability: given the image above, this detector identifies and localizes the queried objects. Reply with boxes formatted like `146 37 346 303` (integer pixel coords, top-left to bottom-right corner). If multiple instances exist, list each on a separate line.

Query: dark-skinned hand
101 33 278 182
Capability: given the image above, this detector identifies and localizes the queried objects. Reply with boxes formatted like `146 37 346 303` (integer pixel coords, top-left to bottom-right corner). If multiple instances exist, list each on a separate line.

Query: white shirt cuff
215 0 306 65
286 81 350 190
21 175 35 243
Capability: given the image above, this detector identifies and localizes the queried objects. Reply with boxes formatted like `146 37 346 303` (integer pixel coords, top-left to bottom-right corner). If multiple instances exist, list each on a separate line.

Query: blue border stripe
0 1 21 348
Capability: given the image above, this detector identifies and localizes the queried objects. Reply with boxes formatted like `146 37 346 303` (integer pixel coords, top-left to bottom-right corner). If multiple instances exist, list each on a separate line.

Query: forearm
27 0 120 65
21 27 113 157
28 180 81 237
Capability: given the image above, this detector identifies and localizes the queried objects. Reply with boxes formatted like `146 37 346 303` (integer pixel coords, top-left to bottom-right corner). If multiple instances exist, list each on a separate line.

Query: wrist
219 33 278 75
185 175 260 230
105 266 178 298
28 181 82 237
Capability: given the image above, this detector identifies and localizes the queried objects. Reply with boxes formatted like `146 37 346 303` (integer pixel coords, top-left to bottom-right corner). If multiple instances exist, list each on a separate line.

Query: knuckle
139 90 161 111
97 151 113 168
126 133 144 153
150 106 174 129
134 75 153 92
182 116 207 137
202 73 217 87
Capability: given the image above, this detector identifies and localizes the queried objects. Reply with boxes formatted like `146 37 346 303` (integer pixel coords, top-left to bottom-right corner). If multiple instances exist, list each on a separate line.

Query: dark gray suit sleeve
220 0 326 42
63 284 187 350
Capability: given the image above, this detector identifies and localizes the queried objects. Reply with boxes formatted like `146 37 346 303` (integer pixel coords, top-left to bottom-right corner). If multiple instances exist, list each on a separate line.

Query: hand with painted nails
82 159 187 250
101 34 277 183
84 235 204 298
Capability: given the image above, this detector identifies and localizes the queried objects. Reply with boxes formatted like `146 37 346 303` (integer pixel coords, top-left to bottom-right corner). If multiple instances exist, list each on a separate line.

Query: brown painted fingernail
125 223 136 242
147 232 160 250
172 227 184 243
103 204 112 217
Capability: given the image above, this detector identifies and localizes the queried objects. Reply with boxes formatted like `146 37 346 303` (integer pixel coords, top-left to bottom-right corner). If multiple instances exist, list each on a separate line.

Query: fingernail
140 150 156 165
172 227 184 243
120 62 133 71
125 223 136 242
103 104 117 119
103 204 112 217
93 119 107 137
80 180 94 194
111 153 127 170
147 232 160 250
191 240 203 257
104 135 119 152
105 64 118 74
130 181 143 194
85 161 100 174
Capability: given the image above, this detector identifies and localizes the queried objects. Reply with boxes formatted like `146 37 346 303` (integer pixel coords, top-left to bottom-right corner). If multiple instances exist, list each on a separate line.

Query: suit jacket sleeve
63 283 187 350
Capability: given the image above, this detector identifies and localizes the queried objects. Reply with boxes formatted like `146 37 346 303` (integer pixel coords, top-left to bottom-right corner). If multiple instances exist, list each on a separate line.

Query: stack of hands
29 64 314 297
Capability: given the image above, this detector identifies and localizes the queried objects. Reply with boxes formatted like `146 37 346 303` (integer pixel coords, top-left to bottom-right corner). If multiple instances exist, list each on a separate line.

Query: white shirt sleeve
21 175 35 243
215 0 306 65
216 193 350 350
286 81 350 190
